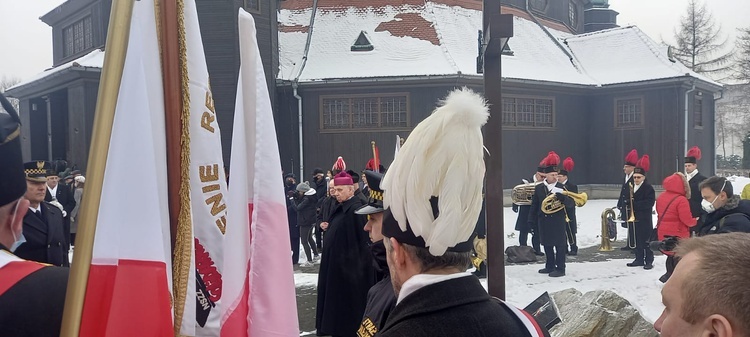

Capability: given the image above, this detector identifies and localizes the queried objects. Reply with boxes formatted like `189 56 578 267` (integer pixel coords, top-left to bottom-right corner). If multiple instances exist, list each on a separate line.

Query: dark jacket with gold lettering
14 202 68 267
358 241 396 337
379 275 547 337
0 245 69 337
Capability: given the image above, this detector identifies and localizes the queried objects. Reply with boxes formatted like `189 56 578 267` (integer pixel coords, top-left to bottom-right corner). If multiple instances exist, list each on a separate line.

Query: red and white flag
179 0 229 335
220 9 299 337
79 0 174 335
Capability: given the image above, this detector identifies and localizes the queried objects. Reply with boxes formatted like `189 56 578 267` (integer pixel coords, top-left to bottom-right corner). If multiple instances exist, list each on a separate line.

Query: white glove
522 179 529 184
550 187 564 195
62 210 67 217
49 200 65 215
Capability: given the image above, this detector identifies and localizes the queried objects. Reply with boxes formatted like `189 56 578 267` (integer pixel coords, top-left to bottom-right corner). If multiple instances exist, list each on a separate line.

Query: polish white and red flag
78 0 174 335
220 9 299 337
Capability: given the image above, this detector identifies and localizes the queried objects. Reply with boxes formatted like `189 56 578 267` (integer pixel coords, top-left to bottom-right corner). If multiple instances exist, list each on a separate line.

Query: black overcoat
291 193 318 227
699 196 750 235
45 183 75 251
358 240 395 337
0 245 69 337
631 182 656 244
687 172 707 218
316 197 374 337
15 202 68 267
379 275 548 337
528 182 573 246
617 175 635 215
563 181 578 234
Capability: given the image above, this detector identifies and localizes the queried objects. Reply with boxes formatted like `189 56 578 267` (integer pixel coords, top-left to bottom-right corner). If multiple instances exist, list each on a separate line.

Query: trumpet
627 182 637 249
541 190 588 215
599 208 617 251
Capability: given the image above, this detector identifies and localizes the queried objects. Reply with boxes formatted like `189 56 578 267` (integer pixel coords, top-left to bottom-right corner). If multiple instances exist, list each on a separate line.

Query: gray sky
0 0 747 81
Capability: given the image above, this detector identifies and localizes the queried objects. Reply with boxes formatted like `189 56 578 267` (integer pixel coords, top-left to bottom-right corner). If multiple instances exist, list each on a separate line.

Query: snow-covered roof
9 49 105 92
278 1 722 88
562 27 720 86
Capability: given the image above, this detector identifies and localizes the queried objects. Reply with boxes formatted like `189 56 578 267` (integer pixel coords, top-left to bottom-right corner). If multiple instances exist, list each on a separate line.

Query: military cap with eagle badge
24 161 53 182
356 170 385 215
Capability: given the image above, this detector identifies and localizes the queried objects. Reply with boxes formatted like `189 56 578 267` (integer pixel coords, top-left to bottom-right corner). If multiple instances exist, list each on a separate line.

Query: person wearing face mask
0 92 69 337
355 170 396 337
696 176 750 235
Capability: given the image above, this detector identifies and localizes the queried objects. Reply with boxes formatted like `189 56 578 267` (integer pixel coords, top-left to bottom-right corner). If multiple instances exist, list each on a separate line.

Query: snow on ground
487 257 667 324
294 198 669 324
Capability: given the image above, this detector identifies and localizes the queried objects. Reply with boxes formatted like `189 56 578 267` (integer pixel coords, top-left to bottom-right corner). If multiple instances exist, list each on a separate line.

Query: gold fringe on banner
172 0 193 334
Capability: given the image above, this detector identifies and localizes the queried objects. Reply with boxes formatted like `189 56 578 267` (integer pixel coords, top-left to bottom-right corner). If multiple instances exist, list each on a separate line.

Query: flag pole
59 0 136 336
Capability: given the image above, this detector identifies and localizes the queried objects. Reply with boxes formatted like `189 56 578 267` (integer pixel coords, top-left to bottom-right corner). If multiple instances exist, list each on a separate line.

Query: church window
569 1 579 27
320 93 410 131
501 96 554 128
615 97 644 128
62 16 93 58
694 96 703 128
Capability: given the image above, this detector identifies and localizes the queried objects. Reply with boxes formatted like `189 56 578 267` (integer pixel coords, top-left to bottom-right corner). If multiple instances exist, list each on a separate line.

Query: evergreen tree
736 27 750 83
673 0 734 79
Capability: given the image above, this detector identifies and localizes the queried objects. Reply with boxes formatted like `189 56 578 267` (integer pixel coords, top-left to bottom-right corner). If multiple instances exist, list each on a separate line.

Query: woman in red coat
656 172 697 283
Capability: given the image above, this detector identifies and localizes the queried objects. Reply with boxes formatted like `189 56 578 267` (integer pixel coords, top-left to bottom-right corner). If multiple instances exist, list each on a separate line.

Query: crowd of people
3 84 750 336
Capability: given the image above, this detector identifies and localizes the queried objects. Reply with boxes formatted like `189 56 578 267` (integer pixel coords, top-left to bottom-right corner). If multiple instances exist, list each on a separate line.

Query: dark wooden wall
197 0 279 166
278 79 715 188
500 0 584 33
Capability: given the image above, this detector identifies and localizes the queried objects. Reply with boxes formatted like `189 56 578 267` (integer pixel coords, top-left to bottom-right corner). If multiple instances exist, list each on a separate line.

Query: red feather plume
637 155 650 173
546 151 560 167
563 157 574 172
625 149 639 165
539 158 547 167
687 146 702 161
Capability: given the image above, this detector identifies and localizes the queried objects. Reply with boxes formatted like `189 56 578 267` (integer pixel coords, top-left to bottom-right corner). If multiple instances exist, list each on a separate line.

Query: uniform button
48 244 51 248
58 242 61 246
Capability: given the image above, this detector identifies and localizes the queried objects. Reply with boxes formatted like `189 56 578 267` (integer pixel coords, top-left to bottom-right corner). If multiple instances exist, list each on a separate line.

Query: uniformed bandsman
355 170 396 337
626 155 656 270
529 151 574 277
558 157 578 256
684 146 707 230
618 149 639 250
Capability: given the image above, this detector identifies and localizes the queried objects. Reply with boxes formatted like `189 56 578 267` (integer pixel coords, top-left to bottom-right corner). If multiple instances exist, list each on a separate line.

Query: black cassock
15 202 68 267
316 197 374 337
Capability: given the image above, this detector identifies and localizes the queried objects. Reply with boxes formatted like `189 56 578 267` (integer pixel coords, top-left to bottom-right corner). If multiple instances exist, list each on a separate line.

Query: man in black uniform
379 88 549 337
0 92 69 337
355 170 396 337
626 155 656 270
14 161 69 267
558 157 578 256
45 167 76 250
684 146 707 231
529 151 574 277
618 149 639 250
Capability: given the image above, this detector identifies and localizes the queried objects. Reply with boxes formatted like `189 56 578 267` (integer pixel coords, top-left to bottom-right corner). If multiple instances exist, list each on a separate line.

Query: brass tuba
541 190 588 215
511 181 541 205
599 208 617 251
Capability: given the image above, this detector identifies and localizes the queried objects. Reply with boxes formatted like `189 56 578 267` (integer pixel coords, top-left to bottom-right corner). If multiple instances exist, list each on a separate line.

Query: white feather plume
382 87 488 256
